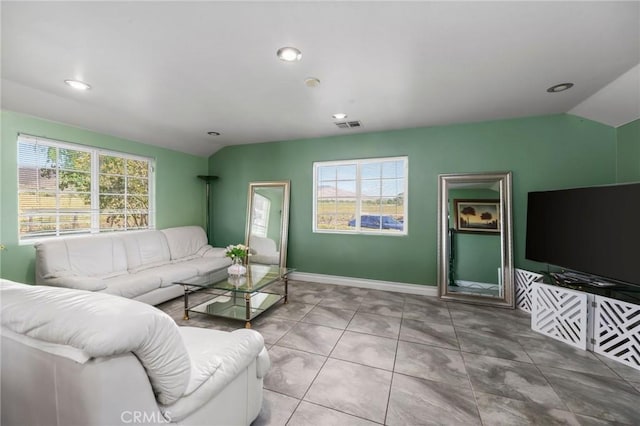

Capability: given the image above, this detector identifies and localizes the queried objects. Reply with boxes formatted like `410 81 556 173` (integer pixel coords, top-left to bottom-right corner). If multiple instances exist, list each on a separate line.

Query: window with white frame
313 156 407 234
17 134 155 241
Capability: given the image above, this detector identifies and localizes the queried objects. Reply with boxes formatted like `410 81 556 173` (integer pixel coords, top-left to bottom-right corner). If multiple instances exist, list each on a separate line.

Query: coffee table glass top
176 264 294 293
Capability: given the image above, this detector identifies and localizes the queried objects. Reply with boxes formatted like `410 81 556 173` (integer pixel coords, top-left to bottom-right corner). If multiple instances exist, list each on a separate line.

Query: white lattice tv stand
529 279 640 372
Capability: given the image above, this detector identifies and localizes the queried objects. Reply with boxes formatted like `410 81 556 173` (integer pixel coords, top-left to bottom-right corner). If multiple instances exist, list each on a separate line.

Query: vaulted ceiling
2 1 639 156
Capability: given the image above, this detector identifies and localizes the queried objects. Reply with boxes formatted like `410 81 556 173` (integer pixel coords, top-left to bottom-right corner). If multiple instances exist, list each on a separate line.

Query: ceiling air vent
334 120 362 129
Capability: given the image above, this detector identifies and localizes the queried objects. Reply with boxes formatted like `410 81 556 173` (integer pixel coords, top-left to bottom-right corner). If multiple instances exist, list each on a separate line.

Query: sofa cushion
45 275 107 292
159 327 266 421
0 280 190 405
67 236 129 277
121 231 171 271
162 226 209 261
171 245 225 264
177 257 231 275
35 236 128 280
101 274 162 298
182 327 264 394
203 247 227 258
158 263 199 287
34 240 72 282
143 264 200 287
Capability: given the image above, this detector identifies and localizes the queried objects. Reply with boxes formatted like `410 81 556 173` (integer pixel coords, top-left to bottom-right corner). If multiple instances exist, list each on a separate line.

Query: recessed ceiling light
277 46 302 62
207 131 221 136
332 113 348 120
64 79 91 91
546 83 574 93
304 77 320 88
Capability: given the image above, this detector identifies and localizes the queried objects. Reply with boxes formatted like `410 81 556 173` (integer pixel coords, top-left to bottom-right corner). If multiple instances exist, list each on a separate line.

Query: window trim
312 156 408 236
17 133 156 244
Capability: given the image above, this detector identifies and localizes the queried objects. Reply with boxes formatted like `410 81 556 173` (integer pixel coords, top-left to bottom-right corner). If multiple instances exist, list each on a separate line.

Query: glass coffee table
176 264 294 328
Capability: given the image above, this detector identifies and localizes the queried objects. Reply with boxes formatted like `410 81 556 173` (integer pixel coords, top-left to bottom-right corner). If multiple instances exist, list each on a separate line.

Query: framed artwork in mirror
454 199 500 234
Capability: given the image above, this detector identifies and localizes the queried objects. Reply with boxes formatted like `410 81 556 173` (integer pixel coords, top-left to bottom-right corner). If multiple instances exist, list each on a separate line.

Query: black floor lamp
198 175 218 240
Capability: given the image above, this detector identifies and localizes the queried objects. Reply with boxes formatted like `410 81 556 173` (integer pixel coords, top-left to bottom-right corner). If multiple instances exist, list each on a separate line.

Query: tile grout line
448 303 488 426
162 286 640 425
273 290 331 425
286 287 373 424
383 297 407 425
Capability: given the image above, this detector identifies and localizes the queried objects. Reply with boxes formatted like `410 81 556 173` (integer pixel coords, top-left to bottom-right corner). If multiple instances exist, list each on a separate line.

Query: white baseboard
288 272 438 297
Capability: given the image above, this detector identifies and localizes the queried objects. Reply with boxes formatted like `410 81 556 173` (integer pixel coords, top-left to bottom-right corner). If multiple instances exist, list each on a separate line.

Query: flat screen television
526 182 640 287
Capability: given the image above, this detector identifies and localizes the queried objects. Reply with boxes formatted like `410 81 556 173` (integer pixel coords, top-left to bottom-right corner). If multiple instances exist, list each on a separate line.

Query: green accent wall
0 111 209 283
209 113 617 286
616 118 640 183
1 111 622 286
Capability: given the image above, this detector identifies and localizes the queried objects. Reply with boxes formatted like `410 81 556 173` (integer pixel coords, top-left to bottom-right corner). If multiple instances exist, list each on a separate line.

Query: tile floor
157 280 640 426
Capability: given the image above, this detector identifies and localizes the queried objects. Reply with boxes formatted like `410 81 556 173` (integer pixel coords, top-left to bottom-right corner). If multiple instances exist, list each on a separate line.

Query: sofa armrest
256 347 271 379
42 276 107 292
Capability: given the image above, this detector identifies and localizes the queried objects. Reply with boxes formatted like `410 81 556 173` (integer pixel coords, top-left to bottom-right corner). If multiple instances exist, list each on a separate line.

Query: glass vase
228 256 247 276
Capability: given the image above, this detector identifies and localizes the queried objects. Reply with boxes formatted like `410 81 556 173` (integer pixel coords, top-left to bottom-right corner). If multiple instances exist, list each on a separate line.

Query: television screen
526 182 640 286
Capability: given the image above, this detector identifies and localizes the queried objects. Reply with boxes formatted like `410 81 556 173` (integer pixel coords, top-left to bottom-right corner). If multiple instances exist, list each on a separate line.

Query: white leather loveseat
0 280 270 425
35 226 231 305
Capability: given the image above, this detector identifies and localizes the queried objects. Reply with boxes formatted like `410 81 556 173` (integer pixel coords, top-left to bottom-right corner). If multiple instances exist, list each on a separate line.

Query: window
313 156 407 234
18 134 154 241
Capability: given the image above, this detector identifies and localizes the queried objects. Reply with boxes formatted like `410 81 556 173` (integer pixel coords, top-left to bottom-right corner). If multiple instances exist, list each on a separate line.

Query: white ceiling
2 1 639 157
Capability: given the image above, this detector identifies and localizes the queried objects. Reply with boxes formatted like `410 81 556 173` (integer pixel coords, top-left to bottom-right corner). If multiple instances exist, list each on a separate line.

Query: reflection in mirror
449 191 502 297
437 172 514 308
245 181 290 269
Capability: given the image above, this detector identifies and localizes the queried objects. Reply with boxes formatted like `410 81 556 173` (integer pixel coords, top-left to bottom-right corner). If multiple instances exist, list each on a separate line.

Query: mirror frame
244 180 291 269
437 171 515 308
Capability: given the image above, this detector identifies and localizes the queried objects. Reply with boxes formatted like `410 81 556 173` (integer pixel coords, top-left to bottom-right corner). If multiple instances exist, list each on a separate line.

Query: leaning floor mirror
245 181 291 270
437 172 515 308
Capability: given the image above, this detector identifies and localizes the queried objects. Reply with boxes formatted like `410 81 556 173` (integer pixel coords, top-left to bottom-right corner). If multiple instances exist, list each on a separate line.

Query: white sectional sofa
1 280 270 425
35 226 231 305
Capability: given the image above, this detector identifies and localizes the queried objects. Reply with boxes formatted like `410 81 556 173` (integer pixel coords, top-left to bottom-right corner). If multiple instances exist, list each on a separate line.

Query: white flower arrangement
226 244 249 276
225 244 249 259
